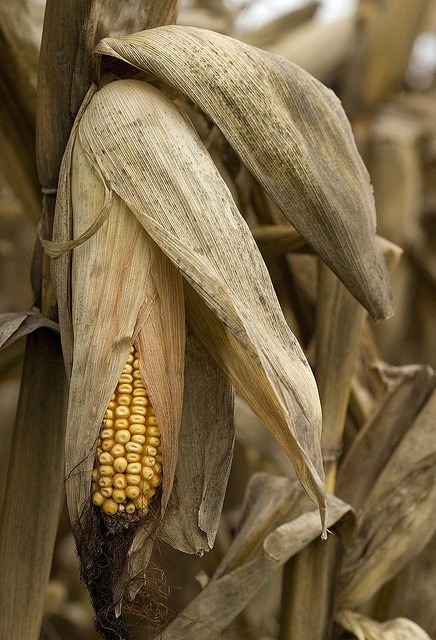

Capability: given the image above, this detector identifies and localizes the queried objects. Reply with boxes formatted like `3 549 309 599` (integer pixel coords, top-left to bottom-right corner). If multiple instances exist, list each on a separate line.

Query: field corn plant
0 1 435 639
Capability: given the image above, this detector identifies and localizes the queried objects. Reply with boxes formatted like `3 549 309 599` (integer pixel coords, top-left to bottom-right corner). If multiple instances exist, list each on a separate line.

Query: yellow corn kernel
118 383 133 394
102 499 118 515
115 405 130 419
100 428 115 440
125 441 142 454
92 346 163 517
98 476 113 488
113 473 127 489
126 453 141 463
113 457 128 473
115 430 131 444
125 485 140 500
113 489 126 504
99 465 114 477
92 491 105 506
129 424 146 435
101 439 115 452
99 452 114 465
110 443 125 457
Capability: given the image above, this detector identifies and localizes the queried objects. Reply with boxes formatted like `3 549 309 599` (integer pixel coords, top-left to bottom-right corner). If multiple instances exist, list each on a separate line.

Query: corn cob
92 346 162 518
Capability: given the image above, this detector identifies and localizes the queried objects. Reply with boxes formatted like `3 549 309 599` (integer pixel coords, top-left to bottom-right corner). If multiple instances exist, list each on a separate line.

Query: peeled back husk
95 25 393 321
72 78 327 530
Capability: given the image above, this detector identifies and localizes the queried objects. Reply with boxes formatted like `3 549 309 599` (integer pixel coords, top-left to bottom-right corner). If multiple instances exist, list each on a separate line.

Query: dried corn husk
55 129 185 521
158 331 235 554
45 77 329 622
95 25 393 321
55 78 326 522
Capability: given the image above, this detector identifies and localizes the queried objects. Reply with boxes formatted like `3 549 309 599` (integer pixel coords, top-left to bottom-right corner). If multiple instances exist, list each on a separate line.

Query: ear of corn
92 346 162 519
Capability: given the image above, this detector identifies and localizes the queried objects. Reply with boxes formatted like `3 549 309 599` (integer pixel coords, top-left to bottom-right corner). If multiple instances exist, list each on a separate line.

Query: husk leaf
95 25 393 321
54 134 185 524
72 78 326 528
158 330 235 554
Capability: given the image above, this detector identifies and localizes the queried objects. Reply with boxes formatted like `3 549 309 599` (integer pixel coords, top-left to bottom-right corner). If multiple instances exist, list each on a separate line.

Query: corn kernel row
92 346 162 517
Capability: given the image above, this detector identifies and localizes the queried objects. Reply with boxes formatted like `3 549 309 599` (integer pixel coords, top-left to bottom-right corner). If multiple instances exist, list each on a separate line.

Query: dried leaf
71 78 327 527
316 260 367 491
0 310 59 349
185 283 326 528
153 477 351 640
338 388 436 608
337 363 436 510
158 331 235 554
96 25 393 320
337 609 432 640
373 535 436 635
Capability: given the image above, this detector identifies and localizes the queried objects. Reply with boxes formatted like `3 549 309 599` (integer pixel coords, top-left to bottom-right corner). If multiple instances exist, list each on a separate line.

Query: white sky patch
227 0 358 31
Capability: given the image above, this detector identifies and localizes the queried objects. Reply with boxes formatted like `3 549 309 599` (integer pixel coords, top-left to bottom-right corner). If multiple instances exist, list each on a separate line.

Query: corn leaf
153 475 351 640
337 363 436 511
95 25 393 321
158 331 235 554
0 310 59 349
336 609 432 640
72 78 327 526
338 388 436 608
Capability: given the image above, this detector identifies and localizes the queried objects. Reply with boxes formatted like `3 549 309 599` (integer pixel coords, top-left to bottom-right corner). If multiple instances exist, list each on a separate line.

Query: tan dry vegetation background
0 1 435 639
